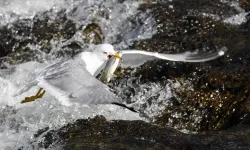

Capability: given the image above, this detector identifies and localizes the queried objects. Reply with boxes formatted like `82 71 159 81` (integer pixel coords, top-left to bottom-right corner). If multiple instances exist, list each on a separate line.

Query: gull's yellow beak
113 52 122 59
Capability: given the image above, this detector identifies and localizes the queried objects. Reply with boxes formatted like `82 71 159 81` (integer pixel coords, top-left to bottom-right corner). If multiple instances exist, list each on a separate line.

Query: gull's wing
120 47 227 63
37 59 119 106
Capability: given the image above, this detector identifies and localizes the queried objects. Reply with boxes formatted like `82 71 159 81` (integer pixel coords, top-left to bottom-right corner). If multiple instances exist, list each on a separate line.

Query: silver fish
100 55 122 84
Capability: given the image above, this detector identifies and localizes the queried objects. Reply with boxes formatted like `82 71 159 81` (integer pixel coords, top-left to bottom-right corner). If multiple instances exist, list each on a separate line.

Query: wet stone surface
94 0 248 132
0 0 250 149
0 9 105 68
33 116 250 149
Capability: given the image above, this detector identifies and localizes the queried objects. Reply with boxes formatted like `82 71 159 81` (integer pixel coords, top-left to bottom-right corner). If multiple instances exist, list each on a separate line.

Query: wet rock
0 8 107 67
109 0 250 131
121 35 249 131
240 0 250 11
155 68 250 131
155 8 250 131
0 9 79 67
31 10 76 42
0 0 249 145
135 0 240 54
35 116 188 149
33 116 250 149
82 23 103 44
188 125 250 149
0 0 249 149
0 26 15 58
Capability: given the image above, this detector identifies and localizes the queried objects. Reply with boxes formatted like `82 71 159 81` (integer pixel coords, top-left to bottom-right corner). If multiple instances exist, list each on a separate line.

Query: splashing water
0 0 70 25
0 0 248 149
0 0 157 149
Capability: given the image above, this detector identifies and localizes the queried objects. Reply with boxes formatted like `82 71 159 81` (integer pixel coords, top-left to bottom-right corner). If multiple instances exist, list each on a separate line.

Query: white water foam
0 0 157 64
65 0 156 47
0 0 157 149
0 0 66 25
0 60 142 149
197 0 248 26
224 12 249 25
221 1 249 25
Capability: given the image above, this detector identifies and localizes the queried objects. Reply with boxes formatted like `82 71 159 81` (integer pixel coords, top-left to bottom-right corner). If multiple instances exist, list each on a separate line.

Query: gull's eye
103 52 107 54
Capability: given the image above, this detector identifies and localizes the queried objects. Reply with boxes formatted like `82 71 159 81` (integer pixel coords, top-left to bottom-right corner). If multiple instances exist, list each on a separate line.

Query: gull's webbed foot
21 88 46 104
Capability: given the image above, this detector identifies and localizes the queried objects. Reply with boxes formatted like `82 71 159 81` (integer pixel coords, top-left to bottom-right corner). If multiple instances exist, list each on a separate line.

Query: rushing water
0 0 247 149
0 0 158 149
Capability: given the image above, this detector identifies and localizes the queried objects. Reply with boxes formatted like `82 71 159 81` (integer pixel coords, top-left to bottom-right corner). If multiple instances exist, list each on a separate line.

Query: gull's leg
37 89 46 98
21 88 46 104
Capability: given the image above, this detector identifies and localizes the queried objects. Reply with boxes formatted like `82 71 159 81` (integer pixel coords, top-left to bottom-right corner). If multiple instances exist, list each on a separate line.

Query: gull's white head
80 44 122 76
94 44 121 61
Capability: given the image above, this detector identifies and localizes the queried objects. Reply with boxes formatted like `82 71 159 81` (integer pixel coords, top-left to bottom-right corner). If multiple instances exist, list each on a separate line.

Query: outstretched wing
120 47 227 63
37 59 119 106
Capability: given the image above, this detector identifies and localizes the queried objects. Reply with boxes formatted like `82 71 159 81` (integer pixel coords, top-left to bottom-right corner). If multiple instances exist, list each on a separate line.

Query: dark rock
135 0 240 54
109 0 250 131
33 116 250 149
150 8 250 130
0 9 79 67
240 0 250 11
82 23 103 44
0 26 17 58
35 116 189 149
0 8 108 67
1 0 250 148
155 68 250 131
188 125 250 150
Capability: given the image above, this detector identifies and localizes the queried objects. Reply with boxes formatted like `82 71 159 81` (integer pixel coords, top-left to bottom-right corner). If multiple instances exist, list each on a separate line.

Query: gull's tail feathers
13 81 37 97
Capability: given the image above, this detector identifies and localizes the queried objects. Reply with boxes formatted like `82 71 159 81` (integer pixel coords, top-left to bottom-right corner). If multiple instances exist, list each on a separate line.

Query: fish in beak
100 56 121 84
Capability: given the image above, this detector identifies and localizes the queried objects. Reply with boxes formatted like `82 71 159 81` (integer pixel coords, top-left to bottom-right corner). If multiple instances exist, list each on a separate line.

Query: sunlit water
0 0 247 149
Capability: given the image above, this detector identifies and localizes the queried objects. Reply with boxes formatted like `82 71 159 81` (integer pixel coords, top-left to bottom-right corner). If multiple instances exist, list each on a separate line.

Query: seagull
16 44 226 108
16 44 121 106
